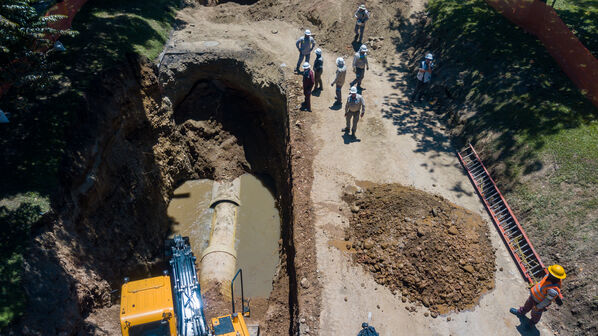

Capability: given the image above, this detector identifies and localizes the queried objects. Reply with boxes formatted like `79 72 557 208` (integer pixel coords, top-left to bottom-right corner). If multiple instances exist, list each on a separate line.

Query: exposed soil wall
14 49 299 335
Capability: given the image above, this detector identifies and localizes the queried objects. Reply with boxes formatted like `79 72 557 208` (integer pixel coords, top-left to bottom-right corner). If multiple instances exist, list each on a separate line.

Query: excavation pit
40 52 299 334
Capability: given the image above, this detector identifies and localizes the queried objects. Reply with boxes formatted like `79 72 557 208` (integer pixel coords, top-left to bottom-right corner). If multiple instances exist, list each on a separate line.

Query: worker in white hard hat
295 29 316 73
412 53 434 102
331 57 347 105
301 62 315 111
344 86 365 137
354 4 370 43
350 44 369 89
313 48 324 92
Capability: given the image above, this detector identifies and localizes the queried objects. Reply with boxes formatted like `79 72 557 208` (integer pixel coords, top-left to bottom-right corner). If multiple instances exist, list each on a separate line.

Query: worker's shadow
515 316 540 336
351 40 362 52
329 103 342 111
342 133 361 144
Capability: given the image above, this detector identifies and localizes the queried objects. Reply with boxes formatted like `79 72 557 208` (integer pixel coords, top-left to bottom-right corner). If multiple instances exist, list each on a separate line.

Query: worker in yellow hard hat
510 265 566 327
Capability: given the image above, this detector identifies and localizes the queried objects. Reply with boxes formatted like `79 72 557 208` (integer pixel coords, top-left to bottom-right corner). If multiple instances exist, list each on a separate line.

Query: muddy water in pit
167 174 281 297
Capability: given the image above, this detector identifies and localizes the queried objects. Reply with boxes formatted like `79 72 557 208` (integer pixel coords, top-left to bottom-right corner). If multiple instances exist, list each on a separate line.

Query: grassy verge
0 0 180 328
425 0 597 333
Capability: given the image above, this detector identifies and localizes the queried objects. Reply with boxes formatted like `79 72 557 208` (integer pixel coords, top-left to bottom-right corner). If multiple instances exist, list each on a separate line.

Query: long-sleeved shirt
303 69 315 92
345 94 365 114
354 9 370 24
296 36 316 55
331 66 347 86
353 52 369 70
314 55 323 72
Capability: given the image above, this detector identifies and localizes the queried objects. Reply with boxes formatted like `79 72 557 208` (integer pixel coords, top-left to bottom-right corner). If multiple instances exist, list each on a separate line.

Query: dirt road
308 43 553 336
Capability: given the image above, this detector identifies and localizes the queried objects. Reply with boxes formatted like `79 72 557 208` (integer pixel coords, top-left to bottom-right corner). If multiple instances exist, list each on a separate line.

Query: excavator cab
120 275 177 336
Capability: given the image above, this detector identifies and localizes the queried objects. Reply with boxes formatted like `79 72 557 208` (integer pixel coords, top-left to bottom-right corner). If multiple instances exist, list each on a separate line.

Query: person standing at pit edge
331 57 347 105
301 62 315 111
412 53 434 102
510 264 566 328
354 4 370 43
344 86 365 137
313 48 324 92
295 30 316 73
351 44 369 89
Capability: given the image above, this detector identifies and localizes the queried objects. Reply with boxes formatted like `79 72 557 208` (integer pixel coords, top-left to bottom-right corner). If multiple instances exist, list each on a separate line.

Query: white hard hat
425 53 434 60
359 4 366 10
336 57 344 67
350 86 358 94
315 48 322 55
360 44 368 52
305 29 311 36
302 62 311 69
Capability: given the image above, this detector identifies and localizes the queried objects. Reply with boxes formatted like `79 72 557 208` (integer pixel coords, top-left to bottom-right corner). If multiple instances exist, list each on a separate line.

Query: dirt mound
343 183 495 314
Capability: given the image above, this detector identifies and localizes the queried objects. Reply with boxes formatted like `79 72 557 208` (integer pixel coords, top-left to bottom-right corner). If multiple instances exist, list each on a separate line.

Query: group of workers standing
294 4 434 138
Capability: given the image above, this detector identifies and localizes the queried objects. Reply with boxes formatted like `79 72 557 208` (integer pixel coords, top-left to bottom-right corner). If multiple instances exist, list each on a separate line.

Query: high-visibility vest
530 274 562 303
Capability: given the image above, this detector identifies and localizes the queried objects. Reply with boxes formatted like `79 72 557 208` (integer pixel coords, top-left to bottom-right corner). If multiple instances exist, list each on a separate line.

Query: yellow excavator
119 235 251 336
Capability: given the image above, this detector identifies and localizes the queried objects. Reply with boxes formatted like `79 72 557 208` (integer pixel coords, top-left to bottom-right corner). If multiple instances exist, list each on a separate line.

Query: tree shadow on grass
384 1 597 185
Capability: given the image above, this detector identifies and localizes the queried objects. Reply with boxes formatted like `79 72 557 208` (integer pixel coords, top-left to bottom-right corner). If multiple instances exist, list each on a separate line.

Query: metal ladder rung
517 242 529 251
482 190 498 199
461 151 476 159
493 207 509 217
466 162 482 171
506 230 522 239
497 212 512 222
490 199 505 209
504 225 519 234
509 234 523 244
472 169 487 179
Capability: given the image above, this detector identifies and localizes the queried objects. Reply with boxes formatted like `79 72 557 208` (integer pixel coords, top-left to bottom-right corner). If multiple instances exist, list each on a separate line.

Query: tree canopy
0 0 76 88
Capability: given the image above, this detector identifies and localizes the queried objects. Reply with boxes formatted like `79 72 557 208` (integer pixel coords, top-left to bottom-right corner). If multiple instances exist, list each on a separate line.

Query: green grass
58 0 179 90
425 2 597 331
427 0 597 179
554 0 598 55
0 0 180 328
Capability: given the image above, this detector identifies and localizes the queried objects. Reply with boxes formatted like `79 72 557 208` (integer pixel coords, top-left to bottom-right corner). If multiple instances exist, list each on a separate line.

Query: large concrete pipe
199 178 241 298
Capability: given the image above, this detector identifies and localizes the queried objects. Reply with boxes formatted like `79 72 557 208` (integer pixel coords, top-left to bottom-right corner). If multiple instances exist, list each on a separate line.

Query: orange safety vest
530 274 562 303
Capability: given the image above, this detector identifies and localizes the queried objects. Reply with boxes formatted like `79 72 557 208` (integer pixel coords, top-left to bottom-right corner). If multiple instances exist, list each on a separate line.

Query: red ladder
457 144 547 284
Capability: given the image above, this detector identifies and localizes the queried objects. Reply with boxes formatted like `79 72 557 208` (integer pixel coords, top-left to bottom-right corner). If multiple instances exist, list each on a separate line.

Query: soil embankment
343 183 495 315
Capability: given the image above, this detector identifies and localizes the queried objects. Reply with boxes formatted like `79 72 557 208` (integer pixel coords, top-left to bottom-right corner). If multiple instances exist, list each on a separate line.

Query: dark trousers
412 80 429 101
351 67 365 87
518 295 544 324
303 89 312 111
335 84 343 102
354 24 365 41
314 70 323 90
296 53 311 72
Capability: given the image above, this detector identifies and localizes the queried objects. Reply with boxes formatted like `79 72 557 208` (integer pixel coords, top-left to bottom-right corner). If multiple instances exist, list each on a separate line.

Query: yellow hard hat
548 264 566 280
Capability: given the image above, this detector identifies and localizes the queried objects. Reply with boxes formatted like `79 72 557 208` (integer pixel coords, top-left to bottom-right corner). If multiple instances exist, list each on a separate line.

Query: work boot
351 130 356 137
342 127 349 133
509 308 521 316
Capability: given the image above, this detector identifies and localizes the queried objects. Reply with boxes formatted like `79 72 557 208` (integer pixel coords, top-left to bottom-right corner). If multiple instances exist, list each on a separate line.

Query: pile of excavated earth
343 183 496 315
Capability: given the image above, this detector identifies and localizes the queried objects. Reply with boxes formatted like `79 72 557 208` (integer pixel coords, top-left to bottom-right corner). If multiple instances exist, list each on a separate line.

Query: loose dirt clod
343 183 495 314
